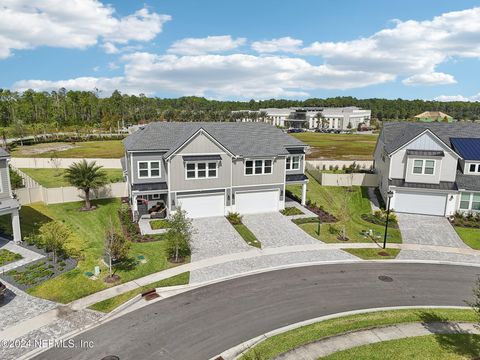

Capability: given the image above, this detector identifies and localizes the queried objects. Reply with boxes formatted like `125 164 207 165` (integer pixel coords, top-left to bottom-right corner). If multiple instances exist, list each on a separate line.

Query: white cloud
14 52 393 98
167 35 246 55
402 72 457 86
0 0 171 58
301 7 480 86
251 37 303 53
102 42 119 54
434 93 480 102
108 62 119 70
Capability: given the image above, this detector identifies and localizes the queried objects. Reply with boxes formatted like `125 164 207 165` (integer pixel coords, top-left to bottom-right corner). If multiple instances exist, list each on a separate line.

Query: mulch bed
104 274 121 283
307 205 338 223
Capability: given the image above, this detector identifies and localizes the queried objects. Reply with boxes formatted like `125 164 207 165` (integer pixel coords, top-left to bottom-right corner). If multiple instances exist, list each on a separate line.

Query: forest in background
1 88 480 136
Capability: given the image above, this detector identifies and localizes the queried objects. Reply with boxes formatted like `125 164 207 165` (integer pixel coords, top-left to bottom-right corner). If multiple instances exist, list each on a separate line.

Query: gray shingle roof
382 122 480 154
389 178 457 191
455 172 480 191
124 122 307 157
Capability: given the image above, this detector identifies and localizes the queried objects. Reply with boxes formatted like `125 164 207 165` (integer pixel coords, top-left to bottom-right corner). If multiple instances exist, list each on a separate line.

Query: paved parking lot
396 213 467 248
190 217 252 261
242 212 320 248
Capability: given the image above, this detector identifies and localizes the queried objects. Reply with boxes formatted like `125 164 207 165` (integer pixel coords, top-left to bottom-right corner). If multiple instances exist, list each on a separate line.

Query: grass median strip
343 248 400 260
240 308 476 360
0 249 23 266
323 334 480 360
88 272 190 313
234 224 261 248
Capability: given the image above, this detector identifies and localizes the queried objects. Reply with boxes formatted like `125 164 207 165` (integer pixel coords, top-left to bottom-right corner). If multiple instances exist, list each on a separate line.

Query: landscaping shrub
9 167 24 189
118 204 142 242
226 212 243 225
361 213 399 228
450 211 480 228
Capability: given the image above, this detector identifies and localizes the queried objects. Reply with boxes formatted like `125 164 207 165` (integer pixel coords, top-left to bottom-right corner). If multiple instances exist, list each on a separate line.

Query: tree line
1 88 480 132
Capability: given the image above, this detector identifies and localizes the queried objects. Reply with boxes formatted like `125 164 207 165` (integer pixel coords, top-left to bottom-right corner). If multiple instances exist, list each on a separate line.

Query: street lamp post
317 217 321 237
383 190 394 249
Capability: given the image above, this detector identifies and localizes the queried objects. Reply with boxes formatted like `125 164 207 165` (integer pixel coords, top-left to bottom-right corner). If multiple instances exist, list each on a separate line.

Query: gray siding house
123 122 308 219
374 122 480 216
0 148 21 242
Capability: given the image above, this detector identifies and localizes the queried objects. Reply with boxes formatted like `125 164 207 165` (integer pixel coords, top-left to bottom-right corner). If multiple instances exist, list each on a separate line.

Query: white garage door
394 191 447 216
235 190 279 214
177 193 225 218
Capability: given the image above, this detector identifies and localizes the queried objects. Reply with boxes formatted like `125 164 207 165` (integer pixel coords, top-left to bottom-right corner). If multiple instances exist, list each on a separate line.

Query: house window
469 163 480 173
185 162 217 179
286 156 301 170
138 161 161 178
460 192 480 211
245 159 273 175
413 159 435 175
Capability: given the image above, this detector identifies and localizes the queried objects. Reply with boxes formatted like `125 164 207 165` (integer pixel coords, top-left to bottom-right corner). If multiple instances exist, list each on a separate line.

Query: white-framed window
286 156 301 170
469 163 480 173
151 193 161 200
412 159 435 175
460 192 480 211
245 159 273 175
185 162 218 179
138 161 161 178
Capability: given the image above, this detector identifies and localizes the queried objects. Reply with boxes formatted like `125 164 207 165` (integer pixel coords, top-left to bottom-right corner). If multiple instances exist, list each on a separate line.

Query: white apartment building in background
233 106 371 130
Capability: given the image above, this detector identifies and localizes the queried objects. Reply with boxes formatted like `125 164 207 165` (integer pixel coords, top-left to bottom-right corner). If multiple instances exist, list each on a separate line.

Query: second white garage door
394 191 447 216
235 190 279 214
177 193 225 218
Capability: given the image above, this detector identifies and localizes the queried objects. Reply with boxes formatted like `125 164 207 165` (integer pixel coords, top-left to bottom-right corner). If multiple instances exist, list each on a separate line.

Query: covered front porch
131 182 169 222
0 198 22 243
286 174 308 205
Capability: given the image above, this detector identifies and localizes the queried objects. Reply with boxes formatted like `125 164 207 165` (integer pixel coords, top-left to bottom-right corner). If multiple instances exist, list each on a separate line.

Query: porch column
12 209 21 243
301 182 307 206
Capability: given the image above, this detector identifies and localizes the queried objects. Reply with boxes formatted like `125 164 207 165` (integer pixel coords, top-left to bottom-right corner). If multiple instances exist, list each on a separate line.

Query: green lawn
343 248 400 260
454 226 480 250
0 199 188 303
240 308 477 360
290 132 378 160
280 207 304 216
0 249 23 266
20 168 124 188
287 174 401 244
323 334 480 360
233 223 261 248
150 219 172 230
11 140 124 158
88 272 190 313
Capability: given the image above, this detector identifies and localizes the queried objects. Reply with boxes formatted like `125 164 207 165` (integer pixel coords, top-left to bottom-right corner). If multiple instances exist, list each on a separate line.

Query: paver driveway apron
396 213 467 248
190 217 251 261
242 212 320 247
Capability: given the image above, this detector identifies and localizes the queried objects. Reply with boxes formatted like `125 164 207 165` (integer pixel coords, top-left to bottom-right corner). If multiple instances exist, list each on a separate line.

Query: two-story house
122 122 308 220
0 148 22 242
374 122 480 216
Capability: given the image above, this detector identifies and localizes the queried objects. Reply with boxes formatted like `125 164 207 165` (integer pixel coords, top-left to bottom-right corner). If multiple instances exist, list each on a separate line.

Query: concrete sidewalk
69 241 480 310
276 321 479 359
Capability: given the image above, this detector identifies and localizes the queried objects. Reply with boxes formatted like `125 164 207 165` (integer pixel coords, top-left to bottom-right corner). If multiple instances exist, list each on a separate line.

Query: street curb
16 261 480 359
212 305 472 360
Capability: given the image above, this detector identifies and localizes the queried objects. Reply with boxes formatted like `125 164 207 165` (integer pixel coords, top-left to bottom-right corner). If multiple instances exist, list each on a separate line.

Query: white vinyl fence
306 160 373 171
14 182 128 205
306 162 379 187
11 157 122 169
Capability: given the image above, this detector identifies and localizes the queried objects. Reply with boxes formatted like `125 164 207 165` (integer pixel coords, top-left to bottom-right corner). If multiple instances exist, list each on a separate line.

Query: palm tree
64 160 108 210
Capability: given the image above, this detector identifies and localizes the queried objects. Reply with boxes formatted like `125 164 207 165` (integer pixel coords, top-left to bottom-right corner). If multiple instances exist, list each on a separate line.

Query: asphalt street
34 263 480 360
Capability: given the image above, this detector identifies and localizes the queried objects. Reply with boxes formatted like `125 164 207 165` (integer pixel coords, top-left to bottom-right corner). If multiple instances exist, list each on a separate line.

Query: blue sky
2 0 480 101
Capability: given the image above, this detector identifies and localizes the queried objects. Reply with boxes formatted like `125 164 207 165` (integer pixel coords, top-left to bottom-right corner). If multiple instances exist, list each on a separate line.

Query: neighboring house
414 111 454 123
233 107 371 130
0 148 21 242
374 122 480 216
122 122 308 219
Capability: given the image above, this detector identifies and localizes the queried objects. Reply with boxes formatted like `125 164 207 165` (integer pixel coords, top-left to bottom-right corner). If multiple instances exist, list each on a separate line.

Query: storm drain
101 356 120 360
378 275 393 282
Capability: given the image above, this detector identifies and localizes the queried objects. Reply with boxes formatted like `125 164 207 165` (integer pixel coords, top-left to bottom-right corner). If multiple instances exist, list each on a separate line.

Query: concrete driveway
190 217 252 261
242 212 319 248
396 213 467 248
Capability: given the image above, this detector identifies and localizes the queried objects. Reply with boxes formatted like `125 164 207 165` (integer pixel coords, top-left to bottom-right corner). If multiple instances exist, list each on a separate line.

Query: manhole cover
378 275 393 282
101 356 120 360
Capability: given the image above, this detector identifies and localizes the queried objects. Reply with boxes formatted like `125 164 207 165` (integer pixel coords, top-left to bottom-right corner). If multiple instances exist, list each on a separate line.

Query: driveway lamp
317 217 321 237
383 190 394 249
